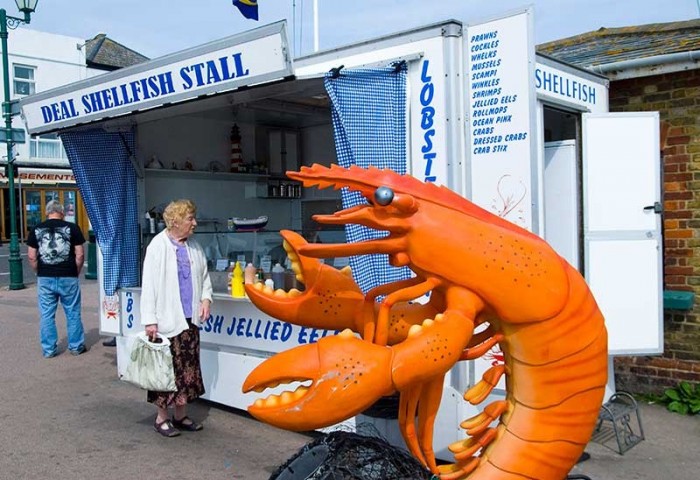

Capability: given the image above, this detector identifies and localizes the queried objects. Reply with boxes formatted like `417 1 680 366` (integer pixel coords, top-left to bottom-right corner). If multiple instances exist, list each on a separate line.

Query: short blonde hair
163 199 197 229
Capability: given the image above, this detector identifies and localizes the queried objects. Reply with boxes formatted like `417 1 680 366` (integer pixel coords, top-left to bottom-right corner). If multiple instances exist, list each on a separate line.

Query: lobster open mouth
244 230 364 332
247 229 353 296
243 329 394 431
243 338 320 418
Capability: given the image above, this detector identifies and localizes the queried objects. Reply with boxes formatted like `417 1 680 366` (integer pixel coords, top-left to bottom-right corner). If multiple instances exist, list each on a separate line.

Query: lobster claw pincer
243 329 395 431
244 230 365 332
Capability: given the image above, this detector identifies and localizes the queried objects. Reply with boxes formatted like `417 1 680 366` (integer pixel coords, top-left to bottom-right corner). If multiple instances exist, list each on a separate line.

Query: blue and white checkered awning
60 129 140 295
324 64 411 294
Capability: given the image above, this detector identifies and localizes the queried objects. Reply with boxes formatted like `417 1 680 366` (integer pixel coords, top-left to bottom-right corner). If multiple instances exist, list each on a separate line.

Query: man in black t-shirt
27 200 87 358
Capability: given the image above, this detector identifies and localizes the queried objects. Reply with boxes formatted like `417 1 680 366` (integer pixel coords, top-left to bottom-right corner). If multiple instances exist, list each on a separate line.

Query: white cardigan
140 230 213 338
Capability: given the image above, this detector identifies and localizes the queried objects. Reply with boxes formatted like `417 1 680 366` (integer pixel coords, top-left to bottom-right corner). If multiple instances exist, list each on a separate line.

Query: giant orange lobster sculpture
242 164 608 479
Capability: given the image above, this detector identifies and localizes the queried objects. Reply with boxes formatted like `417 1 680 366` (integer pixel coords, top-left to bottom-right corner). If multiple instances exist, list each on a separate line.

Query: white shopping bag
121 332 177 392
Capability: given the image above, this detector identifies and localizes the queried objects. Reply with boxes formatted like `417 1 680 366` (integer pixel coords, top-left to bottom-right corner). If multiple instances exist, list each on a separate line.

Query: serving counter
114 227 348 410
116 289 340 411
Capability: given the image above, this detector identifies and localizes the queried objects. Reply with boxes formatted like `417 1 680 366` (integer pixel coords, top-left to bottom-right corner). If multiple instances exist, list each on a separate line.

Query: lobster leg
441 427 497 479
416 375 444 473
397 374 444 473
364 276 425 299
375 276 441 346
439 401 508 479
460 400 508 436
460 332 504 361
464 365 506 405
363 276 425 343
398 384 427 465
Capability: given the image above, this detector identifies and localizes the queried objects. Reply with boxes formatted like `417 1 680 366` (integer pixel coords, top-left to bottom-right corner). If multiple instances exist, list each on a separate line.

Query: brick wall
608 69 700 394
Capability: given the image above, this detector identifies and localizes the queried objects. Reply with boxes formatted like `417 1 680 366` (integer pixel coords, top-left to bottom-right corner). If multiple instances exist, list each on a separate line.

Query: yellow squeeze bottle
231 262 245 298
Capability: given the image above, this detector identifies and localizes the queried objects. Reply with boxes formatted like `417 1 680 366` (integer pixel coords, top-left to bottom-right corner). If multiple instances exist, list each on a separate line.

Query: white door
544 140 579 269
583 112 663 355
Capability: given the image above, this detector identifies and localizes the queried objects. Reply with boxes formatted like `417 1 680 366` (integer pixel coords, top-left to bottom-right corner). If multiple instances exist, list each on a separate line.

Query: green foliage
656 381 700 415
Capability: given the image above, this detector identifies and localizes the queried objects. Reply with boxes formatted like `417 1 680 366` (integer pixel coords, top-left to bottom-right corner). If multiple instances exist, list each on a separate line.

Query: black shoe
154 418 180 438
171 416 203 432
70 345 88 356
102 337 117 347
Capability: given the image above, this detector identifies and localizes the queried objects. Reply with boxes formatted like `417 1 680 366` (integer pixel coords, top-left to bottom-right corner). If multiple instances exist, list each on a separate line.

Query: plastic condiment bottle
244 262 256 284
264 278 274 291
271 263 285 290
231 262 245 298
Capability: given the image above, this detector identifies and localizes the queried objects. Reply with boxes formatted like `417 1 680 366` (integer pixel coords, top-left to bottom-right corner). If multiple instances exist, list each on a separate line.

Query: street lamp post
1 0 38 290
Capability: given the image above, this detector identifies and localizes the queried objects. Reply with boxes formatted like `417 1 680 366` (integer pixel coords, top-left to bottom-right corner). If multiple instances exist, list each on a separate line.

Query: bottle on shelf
244 262 256 284
231 262 245 298
226 261 234 294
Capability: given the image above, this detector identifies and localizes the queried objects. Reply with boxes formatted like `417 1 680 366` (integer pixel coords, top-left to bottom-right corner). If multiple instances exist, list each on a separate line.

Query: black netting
270 428 434 480
270 425 593 479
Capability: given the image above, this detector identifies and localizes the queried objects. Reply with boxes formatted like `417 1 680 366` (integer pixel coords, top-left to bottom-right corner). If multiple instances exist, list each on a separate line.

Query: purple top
170 236 193 319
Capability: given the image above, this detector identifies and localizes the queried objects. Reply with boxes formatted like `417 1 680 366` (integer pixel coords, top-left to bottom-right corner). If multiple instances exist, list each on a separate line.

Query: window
13 64 36 96
29 133 69 160
22 189 81 238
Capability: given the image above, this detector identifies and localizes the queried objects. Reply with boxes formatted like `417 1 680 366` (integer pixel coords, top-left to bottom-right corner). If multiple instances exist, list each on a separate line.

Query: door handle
643 201 663 214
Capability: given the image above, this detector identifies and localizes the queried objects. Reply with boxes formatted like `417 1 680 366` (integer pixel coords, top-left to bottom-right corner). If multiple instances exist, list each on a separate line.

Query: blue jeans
37 276 84 356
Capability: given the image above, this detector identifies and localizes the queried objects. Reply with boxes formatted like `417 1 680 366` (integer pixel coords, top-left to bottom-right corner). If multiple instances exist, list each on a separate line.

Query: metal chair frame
594 391 645 454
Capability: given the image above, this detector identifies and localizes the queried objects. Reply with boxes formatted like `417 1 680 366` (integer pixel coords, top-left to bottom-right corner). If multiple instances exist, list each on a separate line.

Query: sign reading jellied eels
20 22 292 134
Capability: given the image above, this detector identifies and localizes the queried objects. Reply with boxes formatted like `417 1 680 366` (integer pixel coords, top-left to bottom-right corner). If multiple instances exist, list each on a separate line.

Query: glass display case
194 230 290 271
195 229 347 293
141 228 347 293
195 230 288 293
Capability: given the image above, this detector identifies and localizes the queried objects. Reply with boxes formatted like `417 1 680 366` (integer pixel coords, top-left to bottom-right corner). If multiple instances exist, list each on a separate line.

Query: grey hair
45 200 65 216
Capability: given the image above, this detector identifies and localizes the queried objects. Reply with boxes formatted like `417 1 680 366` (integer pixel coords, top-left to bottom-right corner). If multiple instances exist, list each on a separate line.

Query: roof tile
537 19 700 68
84 34 149 71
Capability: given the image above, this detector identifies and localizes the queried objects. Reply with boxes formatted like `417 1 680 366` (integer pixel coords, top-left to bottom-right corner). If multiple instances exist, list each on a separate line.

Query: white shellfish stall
19 8 663 460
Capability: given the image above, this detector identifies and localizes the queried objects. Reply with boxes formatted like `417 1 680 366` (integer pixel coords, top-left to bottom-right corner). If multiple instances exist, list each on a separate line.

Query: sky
7 0 700 60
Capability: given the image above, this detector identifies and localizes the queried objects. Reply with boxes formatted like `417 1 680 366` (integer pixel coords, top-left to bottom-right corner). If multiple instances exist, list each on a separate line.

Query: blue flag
232 0 259 20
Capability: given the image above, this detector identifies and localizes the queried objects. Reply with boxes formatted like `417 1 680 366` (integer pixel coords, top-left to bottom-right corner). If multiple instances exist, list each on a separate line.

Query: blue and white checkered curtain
60 129 139 295
324 64 411 294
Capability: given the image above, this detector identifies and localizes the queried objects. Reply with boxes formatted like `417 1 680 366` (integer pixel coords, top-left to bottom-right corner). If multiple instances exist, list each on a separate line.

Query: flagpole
313 0 319 52
292 0 297 57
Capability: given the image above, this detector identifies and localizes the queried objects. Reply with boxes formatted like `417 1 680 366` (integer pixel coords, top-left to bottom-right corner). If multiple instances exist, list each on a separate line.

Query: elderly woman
140 199 212 437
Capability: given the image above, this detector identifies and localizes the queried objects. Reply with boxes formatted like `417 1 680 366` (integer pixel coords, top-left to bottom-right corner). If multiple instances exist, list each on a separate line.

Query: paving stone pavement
0 242 35 289
0 279 315 480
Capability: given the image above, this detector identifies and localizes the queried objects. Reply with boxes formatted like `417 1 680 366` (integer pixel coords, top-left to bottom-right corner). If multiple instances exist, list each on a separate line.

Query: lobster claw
243 329 395 431
244 230 365 332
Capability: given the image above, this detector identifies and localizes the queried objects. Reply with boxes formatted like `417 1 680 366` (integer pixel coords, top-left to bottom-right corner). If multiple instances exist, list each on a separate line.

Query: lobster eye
374 186 394 206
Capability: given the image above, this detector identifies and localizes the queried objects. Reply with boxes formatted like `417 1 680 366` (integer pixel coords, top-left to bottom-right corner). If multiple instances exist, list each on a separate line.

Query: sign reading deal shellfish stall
20 22 292 135
466 9 537 231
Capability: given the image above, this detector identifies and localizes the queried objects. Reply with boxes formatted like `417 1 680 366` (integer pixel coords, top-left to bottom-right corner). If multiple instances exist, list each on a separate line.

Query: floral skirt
147 321 205 408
